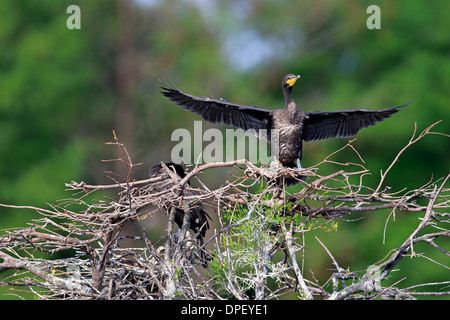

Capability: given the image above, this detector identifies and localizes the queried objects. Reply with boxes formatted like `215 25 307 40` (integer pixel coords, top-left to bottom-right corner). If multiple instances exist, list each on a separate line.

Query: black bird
149 162 210 266
161 74 408 182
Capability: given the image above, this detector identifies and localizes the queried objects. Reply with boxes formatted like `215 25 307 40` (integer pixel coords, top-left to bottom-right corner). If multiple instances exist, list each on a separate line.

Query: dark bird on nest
161 74 408 185
149 162 210 266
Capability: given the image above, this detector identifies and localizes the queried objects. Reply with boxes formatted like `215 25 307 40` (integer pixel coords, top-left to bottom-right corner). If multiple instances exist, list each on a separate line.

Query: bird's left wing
161 85 273 139
302 102 409 142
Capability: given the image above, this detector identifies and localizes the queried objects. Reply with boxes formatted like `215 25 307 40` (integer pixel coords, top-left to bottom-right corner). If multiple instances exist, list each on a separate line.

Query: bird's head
283 74 301 88
149 162 187 179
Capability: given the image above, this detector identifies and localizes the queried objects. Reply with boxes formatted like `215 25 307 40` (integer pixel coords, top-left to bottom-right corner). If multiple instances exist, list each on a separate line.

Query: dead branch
0 124 448 300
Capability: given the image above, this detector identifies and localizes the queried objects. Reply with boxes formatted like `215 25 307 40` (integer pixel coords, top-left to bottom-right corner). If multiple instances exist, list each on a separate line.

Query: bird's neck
283 86 297 112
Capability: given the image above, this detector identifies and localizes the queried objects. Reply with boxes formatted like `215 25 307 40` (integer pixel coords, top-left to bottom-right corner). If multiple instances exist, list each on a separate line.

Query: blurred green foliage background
0 0 448 299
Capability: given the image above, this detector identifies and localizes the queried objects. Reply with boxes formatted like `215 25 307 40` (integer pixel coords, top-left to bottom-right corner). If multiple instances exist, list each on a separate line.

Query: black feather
160 75 408 186
161 86 273 140
149 162 210 266
303 102 408 142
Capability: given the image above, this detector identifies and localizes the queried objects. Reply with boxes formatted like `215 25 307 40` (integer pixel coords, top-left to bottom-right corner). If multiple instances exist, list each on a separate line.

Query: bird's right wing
161 85 273 139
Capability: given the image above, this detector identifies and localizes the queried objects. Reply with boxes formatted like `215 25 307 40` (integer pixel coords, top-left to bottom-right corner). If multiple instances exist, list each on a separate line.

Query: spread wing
303 101 409 142
161 85 273 139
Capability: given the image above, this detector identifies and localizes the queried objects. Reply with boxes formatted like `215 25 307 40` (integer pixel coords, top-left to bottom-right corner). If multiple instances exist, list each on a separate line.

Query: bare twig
1 125 448 300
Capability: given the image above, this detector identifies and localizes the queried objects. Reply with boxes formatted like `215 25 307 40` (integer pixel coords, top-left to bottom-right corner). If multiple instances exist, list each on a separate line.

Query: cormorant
161 74 408 182
149 162 210 266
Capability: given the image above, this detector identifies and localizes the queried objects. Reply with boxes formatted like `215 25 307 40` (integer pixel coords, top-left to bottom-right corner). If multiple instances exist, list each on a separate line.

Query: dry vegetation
0 123 449 300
